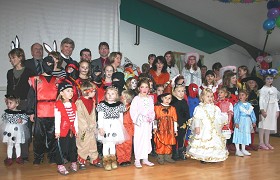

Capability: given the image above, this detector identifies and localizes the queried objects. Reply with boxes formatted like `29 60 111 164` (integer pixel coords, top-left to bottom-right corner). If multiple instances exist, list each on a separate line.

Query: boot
110 155 118 169
178 147 186 160
164 154 175 163
172 146 179 161
102 156 112 171
157 155 164 165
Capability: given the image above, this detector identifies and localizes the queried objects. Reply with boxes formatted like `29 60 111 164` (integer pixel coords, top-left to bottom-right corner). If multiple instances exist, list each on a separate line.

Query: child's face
173 86 185 99
238 92 248 102
218 90 227 100
84 88 96 98
230 75 237 85
238 68 247 78
149 57 155 65
106 89 118 103
161 94 172 105
265 76 273 86
130 79 137 90
201 67 207 77
66 66 74 73
176 79 185 86
105 66 114 79
165 54 172 64
156 86 164 95
60 88 74 101
203 92 213 104
206 74 214 84
79 62 89 76
6 99 18 111
50 55 58 64
247 80 257 90
138 83 150 95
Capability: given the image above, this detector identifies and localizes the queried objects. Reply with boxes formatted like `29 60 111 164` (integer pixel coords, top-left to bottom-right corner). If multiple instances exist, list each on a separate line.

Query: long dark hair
151 56 167 73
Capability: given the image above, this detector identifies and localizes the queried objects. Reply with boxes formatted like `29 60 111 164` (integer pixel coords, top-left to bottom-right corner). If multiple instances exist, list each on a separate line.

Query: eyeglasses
84 88 96 93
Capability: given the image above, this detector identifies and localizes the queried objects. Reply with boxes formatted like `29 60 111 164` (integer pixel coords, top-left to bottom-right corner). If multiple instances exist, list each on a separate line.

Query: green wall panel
120 0 234 54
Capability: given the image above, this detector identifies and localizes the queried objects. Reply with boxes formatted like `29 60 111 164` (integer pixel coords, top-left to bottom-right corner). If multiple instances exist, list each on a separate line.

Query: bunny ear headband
43 40 57 54
11 35 20 50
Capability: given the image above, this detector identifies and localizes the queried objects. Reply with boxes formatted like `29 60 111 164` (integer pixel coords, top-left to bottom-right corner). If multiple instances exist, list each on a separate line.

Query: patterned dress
1 109 29 144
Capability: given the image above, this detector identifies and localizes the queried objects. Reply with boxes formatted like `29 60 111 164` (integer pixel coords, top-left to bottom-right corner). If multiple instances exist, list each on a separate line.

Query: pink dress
130 95 155 160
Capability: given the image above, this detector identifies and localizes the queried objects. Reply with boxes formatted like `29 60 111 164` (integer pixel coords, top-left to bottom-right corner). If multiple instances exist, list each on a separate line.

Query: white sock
241 144 246 151
7 144 13 158
15 143 21 158
235 144 240 151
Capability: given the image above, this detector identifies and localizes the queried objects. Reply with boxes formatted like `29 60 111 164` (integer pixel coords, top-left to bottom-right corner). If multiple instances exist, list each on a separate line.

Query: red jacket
55 100 77 137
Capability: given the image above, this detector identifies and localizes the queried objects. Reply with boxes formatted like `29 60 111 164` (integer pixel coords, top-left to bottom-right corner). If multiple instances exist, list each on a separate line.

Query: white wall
120 20 255 72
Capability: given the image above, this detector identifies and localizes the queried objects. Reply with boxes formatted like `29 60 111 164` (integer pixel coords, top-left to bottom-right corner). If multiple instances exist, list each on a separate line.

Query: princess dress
186 103 228 162
1 109 29 144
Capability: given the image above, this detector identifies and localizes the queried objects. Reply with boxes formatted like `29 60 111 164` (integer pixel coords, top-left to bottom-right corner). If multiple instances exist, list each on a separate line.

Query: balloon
267 0 279 10
261 61 269 70
276 16 280 28
256 56 264 63
263 18 276 30
264 56 273 63
267 8 280 19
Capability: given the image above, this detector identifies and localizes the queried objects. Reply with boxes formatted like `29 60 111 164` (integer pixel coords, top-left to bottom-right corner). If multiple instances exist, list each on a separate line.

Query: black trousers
33 117 56 162
55 131 77 165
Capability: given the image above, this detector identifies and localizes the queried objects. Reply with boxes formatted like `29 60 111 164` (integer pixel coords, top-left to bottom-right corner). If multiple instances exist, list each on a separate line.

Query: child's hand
252 123 256 127
235 123 239 128
29 114 35 122
17 119 22 124
55 133 60 139
174 131 178 137
195 127 200 135
153 128 157 134
99 128 105 136
261 111 267 118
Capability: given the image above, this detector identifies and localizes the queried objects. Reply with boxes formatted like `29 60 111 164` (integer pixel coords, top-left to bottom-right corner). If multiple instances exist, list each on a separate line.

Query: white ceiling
154 0 280 55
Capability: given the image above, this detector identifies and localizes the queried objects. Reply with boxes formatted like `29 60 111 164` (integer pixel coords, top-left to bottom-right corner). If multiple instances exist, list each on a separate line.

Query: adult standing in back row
91 42 110 76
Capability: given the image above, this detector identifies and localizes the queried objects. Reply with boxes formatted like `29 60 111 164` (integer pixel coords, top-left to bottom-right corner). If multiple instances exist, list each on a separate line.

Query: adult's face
99 45 109 58
61 43 74 57
80 51 91 62
112 54 121 67
31 43 43 60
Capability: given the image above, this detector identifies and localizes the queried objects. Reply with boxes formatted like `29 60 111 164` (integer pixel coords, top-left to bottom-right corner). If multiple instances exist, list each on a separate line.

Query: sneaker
134 160 142 168
235 150 244 157
4 158 13 166
69 162 78 172
16 157 24 164
57 165 69 175
241 150 251 156
265 144 274 150
142 159 154 166
259 144 269 150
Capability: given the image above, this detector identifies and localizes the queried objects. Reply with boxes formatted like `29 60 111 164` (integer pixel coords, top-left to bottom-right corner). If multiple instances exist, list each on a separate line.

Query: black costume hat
58 81 73 92
241 76 264 90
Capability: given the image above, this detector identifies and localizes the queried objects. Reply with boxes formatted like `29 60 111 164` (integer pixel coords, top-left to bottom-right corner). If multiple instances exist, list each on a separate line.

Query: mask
188 83 198 98
42 56 54 75
130 79 137 90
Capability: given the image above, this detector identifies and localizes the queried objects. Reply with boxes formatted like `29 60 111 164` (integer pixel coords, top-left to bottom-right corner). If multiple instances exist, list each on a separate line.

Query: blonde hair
199 88 213 103
217 86 231 98
121 90 135 104
105 86 119 101
80 81 96 97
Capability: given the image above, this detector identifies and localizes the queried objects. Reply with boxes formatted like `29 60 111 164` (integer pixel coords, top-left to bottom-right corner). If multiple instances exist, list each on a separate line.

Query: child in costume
130 78 155 168
97 86 127 171
65 61 80 102
1 95 29 166
76 81 102 170
258 69 279 150
125 77 138 96
27 56 58 165
186 88 228 163
116 90 135 166
170 76 190 160
55 81 78 175
241 75 264 151
233 90 256 157
200 70 218 100
215 87 233 146
237 65 249 89
154 84 178 164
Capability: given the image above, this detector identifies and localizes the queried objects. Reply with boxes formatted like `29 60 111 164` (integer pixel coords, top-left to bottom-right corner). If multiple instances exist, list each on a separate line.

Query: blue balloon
263 18 276 30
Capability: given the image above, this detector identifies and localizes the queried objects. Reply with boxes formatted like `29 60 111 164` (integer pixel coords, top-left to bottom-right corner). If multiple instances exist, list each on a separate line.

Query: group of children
1 50 279 176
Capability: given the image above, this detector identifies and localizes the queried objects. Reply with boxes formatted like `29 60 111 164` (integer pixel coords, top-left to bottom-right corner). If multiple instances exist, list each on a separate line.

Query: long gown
186 103 228 162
